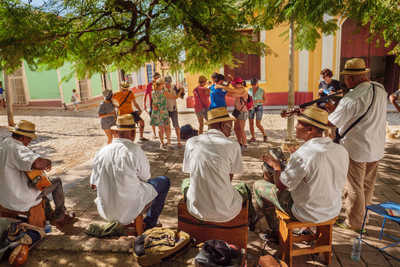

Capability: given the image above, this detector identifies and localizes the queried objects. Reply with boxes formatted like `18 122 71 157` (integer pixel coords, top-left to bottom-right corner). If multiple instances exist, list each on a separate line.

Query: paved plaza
0 98 399 266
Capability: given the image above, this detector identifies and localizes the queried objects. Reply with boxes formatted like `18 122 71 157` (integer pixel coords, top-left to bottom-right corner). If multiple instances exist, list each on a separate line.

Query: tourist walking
248 78 267 142
193 75 210 134
151 80 170 149
231 77 249 150
71 89 80 111
112 82 148 141
164 76 184 147
144 72 161 138
98 90 116 144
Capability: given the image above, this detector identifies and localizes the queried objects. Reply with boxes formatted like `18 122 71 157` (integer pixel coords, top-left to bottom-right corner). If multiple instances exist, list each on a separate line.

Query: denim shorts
249 105 263 121
168 111 180 128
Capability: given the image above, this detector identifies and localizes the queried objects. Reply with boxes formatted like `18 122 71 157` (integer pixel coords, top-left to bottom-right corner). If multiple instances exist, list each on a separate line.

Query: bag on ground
133 227 191 266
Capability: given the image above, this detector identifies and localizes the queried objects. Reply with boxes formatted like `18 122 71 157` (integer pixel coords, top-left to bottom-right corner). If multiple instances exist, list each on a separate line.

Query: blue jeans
144 176 170 229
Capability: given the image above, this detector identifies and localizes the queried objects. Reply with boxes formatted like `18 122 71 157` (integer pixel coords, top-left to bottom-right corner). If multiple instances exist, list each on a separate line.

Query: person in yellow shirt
112 82 148 141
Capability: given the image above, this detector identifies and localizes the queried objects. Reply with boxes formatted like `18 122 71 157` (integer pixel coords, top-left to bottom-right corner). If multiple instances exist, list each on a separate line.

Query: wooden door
7 67 26 105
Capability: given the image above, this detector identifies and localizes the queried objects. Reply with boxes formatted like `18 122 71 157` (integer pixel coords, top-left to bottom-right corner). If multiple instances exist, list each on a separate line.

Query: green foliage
0 0 264 76
0 0 399 77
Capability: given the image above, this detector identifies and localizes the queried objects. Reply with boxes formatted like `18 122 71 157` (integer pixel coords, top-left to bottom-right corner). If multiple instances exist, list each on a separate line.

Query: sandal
263 135 268 142
249 137 256 143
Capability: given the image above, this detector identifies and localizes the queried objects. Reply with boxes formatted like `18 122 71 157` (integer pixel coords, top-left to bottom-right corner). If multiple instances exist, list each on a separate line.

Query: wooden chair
178 199 248 251
276 209 337 267
0 201 46 228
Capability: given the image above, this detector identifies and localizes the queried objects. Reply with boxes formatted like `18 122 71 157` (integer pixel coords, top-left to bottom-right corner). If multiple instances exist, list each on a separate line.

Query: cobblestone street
0 100 399 266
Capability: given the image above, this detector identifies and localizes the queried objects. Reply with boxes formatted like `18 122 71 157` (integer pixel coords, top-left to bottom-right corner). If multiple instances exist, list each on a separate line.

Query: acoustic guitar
25 170 52 191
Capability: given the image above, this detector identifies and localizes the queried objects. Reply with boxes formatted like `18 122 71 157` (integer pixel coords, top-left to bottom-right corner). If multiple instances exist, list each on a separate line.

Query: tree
0 0 265 76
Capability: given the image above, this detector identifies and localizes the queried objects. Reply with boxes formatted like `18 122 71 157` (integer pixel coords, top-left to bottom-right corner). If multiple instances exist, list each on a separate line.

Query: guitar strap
334 84 375 144
118 91 132 108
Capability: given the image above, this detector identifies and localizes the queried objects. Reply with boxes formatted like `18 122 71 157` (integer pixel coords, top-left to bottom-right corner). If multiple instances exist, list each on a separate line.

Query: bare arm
262 154 287 191
31 158 51 171
143 92 149 109
132 99 142 113
390 94 400 112
164 90 178 99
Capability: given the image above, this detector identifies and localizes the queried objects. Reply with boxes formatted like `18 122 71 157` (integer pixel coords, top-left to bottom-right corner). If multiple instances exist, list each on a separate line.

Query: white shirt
280 137 349 223
183 129 243 222
329 81 387 162
90 138 157 225
0 137 41 212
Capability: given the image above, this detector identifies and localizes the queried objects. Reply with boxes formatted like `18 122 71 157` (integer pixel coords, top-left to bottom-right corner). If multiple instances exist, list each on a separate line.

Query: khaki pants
343 159 379 230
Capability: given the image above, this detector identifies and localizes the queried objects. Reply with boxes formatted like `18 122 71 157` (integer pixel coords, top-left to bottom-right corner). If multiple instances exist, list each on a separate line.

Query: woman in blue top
248 78 267 142
209 74 246 110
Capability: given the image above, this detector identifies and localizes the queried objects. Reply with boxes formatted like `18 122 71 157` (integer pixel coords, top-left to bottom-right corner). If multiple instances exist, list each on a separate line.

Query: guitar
25 170 52 191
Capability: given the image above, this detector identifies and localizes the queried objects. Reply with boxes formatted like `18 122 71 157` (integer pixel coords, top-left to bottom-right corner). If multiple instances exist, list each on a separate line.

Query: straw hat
340 58 370 75
206 107 236 125
9 120 37 139
120 82 130 90
111 114 136 131
198 75 207 83
297 105 329 130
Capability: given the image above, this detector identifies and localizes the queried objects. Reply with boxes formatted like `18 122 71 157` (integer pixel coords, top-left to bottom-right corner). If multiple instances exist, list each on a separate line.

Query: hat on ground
297 105 329 130
250 78 258 85
120 82 130 90
111 114 136 131
206 107 236 125
9 120 37 139
340 58 370 75
231 77 243 85
198 75 207 83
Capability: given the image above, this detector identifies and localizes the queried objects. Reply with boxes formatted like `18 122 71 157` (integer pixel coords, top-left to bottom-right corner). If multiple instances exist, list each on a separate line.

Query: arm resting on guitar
31 158 51 171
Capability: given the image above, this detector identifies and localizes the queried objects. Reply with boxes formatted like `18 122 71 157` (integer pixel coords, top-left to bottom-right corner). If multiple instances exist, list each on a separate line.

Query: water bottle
351 237 361 261
44 220 52 233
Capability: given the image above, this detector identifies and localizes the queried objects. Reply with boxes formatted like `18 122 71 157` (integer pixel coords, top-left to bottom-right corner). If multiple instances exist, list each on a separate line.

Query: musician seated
253 106 348 238
90 114 170 229
0 120 74 226
181 107 257 229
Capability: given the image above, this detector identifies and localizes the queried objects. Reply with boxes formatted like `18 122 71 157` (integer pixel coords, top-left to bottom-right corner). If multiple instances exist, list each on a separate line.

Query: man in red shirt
144 72 161 138
193 75 210 134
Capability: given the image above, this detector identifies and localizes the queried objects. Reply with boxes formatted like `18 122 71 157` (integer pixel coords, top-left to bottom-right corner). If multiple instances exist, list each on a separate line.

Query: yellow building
185 18 399 107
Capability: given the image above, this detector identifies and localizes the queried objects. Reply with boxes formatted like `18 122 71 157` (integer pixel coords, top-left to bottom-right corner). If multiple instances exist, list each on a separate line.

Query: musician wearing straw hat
254 106 349 238
0 120 74 226
181 107 257 229
328 58 387 232
90 114 170 228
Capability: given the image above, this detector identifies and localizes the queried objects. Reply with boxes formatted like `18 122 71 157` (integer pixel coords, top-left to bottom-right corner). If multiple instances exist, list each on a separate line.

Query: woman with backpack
248 78 268 142
231 77 249 151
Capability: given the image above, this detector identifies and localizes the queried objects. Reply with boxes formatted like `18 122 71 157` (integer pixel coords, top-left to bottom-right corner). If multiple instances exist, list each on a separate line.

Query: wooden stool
276 209 337 267
0 201 46 228
178 199 248 250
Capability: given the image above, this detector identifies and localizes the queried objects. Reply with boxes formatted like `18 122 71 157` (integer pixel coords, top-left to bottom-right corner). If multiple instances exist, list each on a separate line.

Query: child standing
71 89 80 111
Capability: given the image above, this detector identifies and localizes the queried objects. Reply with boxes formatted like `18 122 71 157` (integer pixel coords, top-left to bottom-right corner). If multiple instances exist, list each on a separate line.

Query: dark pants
144 176 170 229
42 177 66 219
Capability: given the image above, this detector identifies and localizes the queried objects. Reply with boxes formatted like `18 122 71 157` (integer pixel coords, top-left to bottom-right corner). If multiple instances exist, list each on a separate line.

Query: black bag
232 109 240 119
195 240 242 267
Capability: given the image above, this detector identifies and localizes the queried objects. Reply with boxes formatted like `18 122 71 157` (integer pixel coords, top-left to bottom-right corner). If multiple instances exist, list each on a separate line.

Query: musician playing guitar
0 120 74 227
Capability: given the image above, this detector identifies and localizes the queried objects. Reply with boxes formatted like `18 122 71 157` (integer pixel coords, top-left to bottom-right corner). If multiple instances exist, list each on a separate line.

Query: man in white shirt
254 106 348 236
0 120 73 226
90 114 170 228
182 107 257 229
329 58 387 231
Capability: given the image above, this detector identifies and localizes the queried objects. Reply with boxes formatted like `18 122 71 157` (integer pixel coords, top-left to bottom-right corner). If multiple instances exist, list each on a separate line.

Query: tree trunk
287 20 295 141
3 72 15 127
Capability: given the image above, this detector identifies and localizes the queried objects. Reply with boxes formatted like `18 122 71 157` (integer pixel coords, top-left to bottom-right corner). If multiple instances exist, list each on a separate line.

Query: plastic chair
360 201 400 259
